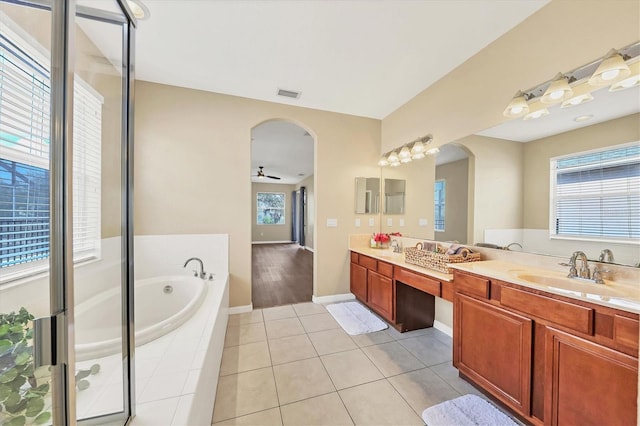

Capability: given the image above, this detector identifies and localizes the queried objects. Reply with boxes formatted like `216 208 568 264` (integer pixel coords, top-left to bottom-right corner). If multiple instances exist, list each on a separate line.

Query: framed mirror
354 177 380 214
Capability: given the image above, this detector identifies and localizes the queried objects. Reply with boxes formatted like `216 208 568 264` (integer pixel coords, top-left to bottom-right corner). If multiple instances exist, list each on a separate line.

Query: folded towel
422 394 518 426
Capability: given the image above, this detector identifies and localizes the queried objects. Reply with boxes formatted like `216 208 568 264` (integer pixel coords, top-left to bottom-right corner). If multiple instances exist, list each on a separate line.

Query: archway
250 119 316 308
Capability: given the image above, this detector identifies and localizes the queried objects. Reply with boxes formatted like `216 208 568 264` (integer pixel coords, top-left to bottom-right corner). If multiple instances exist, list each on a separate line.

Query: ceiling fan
253 166 281 180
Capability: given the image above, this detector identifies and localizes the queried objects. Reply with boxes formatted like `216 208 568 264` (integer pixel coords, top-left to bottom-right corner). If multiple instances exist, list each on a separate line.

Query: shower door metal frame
0 0 137 424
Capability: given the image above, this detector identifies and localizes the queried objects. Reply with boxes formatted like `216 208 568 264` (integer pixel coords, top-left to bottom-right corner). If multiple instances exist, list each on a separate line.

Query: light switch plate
387 218 393 226
355 218 361 227
419 218 428 226
399 218 405 227
327 218 338 227
368 218 375 227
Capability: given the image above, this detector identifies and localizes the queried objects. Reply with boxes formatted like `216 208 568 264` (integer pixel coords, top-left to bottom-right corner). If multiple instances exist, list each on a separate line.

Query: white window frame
549 141 640 245
0 15 103 284
256 192 286 225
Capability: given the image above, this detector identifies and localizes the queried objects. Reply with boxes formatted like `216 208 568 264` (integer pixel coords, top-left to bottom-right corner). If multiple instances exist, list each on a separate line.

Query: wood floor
252 243 313 308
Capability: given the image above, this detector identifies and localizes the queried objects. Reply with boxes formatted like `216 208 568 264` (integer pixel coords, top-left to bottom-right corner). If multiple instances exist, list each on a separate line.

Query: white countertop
450 260 640 314
349 246 454 282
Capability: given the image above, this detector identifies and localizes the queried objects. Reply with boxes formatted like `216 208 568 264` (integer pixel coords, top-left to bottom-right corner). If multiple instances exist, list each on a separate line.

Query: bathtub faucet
183 257 207 279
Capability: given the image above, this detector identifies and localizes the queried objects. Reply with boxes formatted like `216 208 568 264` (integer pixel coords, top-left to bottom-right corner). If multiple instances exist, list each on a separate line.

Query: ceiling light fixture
609 74 640 92
523 108 549 120
541 73 574 104
503 90 532 118
378 156 389 167
561 93 594 108
399 146 412 163
588 49 631 85
378 135 434 167
574 114 594 123
126 0 150 20
426 147 440 155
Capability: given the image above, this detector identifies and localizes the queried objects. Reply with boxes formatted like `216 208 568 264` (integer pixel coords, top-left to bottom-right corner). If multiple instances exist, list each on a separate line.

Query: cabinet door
350 262 367 302
454 293 532 415
545 327 638 426
367 270 393 322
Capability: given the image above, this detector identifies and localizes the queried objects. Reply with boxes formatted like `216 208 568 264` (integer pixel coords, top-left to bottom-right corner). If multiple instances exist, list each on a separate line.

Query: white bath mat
326 301 388 335
421 394 518 426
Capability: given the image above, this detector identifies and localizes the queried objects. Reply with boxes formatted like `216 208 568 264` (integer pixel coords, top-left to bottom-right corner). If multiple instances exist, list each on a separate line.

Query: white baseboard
433 320 453 337
312 293 356 304
251 240 294 245
304 246 315 252
228 304 253 314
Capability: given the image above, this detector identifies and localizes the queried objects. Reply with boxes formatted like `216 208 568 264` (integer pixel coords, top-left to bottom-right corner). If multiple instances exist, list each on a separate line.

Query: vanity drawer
454 272 490 299
501 286 594 335
377 261 393 278
350 252 359 264
395 267 440 297
614 315 639 352
359 255 377 271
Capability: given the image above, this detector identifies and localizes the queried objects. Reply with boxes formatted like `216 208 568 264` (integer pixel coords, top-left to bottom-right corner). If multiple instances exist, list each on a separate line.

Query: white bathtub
75 275 207 361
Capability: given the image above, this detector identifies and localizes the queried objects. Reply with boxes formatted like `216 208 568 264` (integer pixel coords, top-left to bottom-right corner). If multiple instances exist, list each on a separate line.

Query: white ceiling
78 0 551 180
251 121 313 185
131 0 548 120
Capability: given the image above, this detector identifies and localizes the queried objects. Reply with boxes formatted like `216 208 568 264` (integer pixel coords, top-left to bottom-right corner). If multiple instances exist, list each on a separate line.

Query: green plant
0 308 51 426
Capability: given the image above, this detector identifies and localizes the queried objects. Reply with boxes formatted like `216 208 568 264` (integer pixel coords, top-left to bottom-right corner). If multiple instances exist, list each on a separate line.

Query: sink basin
515 273 627 297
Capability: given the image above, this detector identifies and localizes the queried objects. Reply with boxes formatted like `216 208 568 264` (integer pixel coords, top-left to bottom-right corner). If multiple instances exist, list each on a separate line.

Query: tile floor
212 301 512 425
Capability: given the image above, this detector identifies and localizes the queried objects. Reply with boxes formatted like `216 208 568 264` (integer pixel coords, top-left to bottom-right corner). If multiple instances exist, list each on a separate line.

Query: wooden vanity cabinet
545 328 638 426
454 293 532 415
367 270 393 321
349 253 394 322
453 270 639 426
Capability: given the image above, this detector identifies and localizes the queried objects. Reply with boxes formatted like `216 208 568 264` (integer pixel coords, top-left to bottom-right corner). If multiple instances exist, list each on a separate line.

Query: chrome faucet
390 239 402 253
598 249 614 263
183 257 206 279
568 251 590 279
505 242 523 251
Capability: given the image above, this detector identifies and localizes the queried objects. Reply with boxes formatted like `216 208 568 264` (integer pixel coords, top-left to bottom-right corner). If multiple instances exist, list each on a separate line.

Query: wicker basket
404 247 481 274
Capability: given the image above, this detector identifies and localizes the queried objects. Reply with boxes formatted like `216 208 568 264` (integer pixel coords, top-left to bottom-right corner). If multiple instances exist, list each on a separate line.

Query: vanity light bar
504 41 640 120
378 135 435 167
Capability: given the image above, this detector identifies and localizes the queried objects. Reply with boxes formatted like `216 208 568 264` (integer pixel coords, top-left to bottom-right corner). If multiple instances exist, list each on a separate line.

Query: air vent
277 88 301 99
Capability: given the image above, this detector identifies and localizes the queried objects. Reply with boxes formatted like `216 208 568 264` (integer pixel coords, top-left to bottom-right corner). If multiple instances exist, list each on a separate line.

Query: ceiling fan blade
266 175 281 180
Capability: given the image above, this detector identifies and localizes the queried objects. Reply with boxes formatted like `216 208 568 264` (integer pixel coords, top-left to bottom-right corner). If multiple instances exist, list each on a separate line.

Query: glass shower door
73 1 132 421
1 0 135 424
0 2 67 425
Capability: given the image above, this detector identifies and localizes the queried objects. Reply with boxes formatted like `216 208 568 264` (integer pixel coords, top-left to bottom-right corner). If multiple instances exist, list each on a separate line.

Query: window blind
551 144 640 241
0 30 103 271
434 180 445 231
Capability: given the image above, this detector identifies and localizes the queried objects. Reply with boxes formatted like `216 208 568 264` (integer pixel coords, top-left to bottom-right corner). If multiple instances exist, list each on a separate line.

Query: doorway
250 120 314 308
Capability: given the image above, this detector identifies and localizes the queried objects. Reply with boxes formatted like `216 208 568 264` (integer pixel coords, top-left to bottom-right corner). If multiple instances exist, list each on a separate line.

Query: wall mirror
383 178 406 215
379 82 640 267
354 177 380 214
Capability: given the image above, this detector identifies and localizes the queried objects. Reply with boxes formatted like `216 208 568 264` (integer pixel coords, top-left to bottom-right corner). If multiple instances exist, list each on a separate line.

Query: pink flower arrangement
373 232 401 242
373 233 390 243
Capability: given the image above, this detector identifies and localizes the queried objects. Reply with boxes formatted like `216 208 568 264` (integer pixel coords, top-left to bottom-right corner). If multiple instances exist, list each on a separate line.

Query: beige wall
251 182 294 242
134 82 380 307
456 135 524 245
435 158 469 244
295 175 315 250
523 113 640 230
381 1 640 153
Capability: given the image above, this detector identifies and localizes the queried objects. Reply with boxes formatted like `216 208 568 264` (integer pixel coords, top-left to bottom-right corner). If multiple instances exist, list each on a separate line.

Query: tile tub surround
212 301 519 425
131 274 229 425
